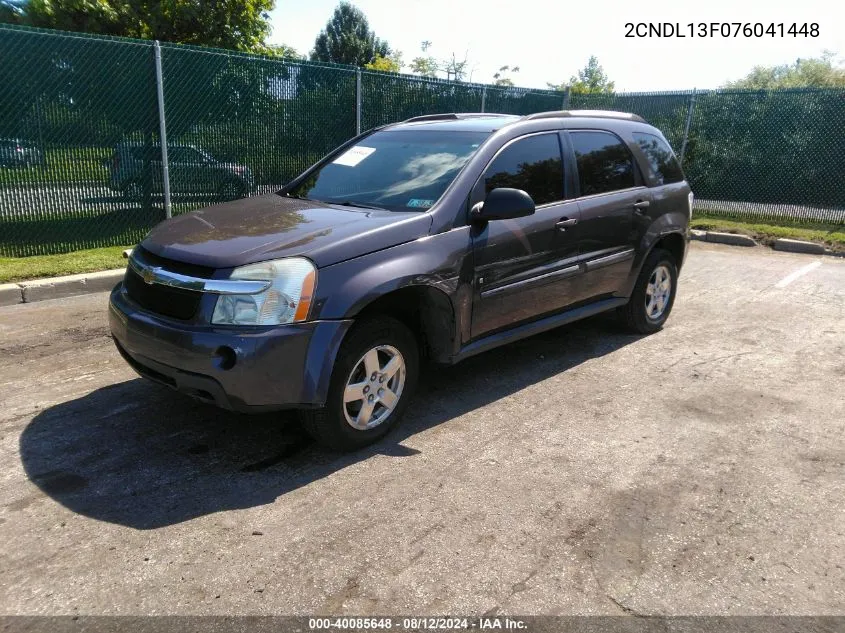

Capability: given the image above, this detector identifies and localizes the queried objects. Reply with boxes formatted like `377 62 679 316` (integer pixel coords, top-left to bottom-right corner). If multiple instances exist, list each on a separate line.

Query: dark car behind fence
0 24 844 257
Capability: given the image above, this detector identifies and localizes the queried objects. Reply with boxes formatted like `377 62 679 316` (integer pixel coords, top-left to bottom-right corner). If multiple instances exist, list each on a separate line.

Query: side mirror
471 187 535 221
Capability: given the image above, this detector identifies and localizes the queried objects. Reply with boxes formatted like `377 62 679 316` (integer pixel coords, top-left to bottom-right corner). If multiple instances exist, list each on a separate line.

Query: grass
691 213 845 251
0 147 110 186
0 245 128 284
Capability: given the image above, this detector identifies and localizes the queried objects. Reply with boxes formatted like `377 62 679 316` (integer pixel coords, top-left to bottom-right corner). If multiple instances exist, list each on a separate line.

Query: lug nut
378 388 384 396
368 395 374 402
363 386 369 394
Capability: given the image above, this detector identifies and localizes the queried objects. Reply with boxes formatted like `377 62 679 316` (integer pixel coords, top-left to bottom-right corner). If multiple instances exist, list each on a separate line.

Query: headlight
211 257 316 326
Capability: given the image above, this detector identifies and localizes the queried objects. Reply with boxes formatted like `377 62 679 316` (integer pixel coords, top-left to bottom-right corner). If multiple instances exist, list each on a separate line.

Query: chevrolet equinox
110 111 693 450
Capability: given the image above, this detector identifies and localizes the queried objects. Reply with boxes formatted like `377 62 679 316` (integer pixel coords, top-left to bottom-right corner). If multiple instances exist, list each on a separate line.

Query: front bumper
109 284 352 412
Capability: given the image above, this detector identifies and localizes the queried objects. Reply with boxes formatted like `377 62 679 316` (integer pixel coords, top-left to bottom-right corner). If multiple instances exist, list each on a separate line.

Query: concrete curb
1 268 125 306
0 283 22 307
690 230 757 247
703 231 758 247
773 238 826 255
690 229 843 256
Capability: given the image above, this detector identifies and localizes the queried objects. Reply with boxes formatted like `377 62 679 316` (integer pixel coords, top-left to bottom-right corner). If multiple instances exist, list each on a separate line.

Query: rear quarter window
570 130 636 196
633 132 684 185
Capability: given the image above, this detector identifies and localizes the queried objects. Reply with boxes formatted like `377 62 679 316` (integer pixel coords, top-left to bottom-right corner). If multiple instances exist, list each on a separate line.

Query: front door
566 130 646 302
470 132 581 338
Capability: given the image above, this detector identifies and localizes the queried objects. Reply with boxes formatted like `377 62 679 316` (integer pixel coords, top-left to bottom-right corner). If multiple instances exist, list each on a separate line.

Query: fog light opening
214 346 237 370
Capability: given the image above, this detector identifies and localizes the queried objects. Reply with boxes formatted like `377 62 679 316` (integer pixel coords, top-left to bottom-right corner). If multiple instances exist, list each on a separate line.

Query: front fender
311 229 476 358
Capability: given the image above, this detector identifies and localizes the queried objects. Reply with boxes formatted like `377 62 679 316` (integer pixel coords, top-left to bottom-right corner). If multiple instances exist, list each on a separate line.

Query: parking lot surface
0 242 843 616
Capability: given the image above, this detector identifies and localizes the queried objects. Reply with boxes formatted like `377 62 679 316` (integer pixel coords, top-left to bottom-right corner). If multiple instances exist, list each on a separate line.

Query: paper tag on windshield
333 145 376 167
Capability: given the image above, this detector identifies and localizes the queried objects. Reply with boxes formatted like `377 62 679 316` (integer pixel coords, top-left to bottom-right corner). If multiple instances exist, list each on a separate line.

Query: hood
141 194 432 269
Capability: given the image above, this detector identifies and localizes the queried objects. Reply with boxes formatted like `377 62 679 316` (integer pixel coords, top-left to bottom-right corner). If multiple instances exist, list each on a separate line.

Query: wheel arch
352 285 458 364
621 230 688 298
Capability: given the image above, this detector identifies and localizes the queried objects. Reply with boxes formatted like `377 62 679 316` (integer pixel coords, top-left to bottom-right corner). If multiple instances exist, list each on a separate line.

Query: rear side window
482 134 564 205
570 131 635 196
633 132 684 185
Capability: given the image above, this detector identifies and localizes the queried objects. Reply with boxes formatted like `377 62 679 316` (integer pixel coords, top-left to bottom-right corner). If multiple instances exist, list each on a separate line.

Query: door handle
633 200 650 214
556 218 578 230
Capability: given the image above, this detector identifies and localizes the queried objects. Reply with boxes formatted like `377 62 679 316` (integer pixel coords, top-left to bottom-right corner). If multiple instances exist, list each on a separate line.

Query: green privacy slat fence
1 24 843 257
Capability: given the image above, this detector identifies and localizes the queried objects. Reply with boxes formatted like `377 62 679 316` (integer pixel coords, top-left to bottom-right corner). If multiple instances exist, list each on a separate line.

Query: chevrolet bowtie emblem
142 267 156 285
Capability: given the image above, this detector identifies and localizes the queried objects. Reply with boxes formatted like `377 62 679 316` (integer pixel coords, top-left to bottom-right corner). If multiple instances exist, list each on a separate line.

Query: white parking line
775 261 822 288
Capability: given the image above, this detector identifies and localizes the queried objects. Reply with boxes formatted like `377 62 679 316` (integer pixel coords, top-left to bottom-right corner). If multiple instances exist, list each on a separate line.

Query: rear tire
299 316 419 452
618 248 678 334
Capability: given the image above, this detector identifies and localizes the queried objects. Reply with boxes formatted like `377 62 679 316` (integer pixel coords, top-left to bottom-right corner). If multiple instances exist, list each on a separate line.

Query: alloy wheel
342 345 406 430
645 264 672 320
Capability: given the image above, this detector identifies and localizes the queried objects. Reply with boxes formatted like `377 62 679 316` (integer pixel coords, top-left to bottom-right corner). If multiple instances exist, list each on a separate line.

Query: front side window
286 130 490 212
633 132 684 185
571 131 636 196
481 134 564 205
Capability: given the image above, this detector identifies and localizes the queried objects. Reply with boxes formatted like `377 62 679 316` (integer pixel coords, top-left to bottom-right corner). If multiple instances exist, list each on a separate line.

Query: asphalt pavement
0 242 843 616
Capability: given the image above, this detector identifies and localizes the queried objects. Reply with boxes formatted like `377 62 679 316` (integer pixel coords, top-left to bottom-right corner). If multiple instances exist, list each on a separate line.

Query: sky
267 0 844 92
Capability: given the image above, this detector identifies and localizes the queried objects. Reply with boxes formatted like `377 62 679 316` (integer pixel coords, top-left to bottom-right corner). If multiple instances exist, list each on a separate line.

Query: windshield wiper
327 200 387 211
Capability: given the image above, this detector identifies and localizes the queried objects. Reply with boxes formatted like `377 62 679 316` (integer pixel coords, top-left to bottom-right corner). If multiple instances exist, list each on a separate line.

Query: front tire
619 248 678 334
218 179 246 201
300 316 419 452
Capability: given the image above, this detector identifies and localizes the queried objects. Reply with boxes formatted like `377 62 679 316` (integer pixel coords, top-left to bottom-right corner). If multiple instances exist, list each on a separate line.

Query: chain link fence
1 24 844 258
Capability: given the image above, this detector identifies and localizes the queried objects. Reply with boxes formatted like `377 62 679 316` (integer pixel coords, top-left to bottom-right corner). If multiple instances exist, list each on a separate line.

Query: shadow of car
21 316 638 529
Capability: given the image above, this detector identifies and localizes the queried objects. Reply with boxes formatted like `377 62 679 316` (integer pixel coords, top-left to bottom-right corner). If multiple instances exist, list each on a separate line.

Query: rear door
470 132 581 338
566 130 649 301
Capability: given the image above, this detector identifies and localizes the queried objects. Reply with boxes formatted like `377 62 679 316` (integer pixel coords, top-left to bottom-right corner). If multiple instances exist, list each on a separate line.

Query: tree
310 1 390 66
6 0 282 53
493 65 520 87
409 41 471 81
257 43 302 60
547 56 615 94
365 52 403 73
724 51 845 89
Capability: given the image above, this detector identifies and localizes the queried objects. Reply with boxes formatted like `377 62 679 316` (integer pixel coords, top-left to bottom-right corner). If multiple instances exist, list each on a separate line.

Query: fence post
153 41 172 219
481 86 487 113
355 68 362 136
679 88 697 167
562 86 571 110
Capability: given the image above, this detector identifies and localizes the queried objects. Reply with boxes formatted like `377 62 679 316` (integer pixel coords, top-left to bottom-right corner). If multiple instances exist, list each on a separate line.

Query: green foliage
365 52 402 73
724 51 845 89
408 42 471 81
681 89 845 209
493 65 519 87
548 56 615 94
10 0 279 52
310 1 390 66
409 55 438 78
257 43 301 60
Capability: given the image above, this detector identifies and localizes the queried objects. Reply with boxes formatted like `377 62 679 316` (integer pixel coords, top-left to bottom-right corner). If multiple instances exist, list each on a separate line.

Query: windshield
285 130 490 211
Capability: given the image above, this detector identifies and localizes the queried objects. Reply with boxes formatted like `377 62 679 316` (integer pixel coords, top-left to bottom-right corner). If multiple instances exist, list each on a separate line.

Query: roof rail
524 110 646 123
402 112 514 123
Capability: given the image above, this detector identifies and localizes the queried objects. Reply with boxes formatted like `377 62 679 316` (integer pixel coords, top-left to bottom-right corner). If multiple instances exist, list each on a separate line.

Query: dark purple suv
109 111 692 450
